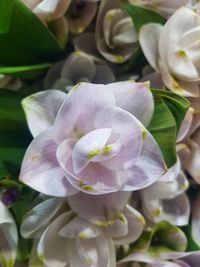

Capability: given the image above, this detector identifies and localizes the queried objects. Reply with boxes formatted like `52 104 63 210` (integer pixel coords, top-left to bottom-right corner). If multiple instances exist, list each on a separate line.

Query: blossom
44 51 115 91
118 220 190 266
20 192 145 266
21 0 71 23
20 81 166 196
140 159 190 226
128 0 189 18
0 201 18 267
177 98 200 183
118 252 200 267
67 0 100 34
139 7 200 97
74 0 138 63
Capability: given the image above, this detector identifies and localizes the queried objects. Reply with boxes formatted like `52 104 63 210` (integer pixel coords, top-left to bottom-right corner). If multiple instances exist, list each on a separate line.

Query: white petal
22 90 66 137
139 23 162 71
0 201 18 267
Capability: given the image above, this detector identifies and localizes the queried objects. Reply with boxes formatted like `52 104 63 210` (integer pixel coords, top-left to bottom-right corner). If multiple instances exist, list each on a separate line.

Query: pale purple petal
22 90 66 137
20 198 64 238
122 132 167 191
114 204 145 245
59 216 101 239
67 235 115 267
20 129 77 197
53 82 116 143
37 211 73 267
95 107 143 171
0 201 18 267
192 193 200 245
108 81 154 126
72 128 112 174
67 191 131 224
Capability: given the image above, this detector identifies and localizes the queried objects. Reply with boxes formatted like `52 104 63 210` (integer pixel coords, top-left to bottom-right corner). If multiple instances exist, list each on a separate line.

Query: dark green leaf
148 89 190 168
123 3 166 32
0 0 65 66
182 226 200 252
0 90 32 178
0 63 51 80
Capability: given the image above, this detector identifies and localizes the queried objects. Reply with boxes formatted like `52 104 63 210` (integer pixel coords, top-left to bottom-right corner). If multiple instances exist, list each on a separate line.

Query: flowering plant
0 0 200 267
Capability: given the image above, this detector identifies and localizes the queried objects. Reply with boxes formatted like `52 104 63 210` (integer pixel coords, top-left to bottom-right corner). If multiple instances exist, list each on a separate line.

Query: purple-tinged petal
67 235 115 267
0 201 18 267
108 81 154 126
72 128 112 174
59 216 101 239
122 131 167 191
20 129 77 197
53 82 116 143
22 90 66 137
67 191 131 224
21 198 64 238
114 204 145 245
142 192 190 226
95 107 143 171
37 211 73 267
192 193 200 245
177 108 193 142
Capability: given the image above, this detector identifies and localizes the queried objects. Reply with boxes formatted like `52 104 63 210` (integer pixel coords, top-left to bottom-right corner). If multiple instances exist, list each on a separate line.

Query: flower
177 98 200 183
67 0 100 34
128 0 189 18
21 0 71 23
0 201 18 267
139 7 200 97
20 191 145 266
44 51 115 91
20 81 166 196
74 0 138 63
140 159 190 226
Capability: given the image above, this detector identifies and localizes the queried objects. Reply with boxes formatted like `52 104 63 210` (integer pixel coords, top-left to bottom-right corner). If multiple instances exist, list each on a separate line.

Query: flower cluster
0 0 200 267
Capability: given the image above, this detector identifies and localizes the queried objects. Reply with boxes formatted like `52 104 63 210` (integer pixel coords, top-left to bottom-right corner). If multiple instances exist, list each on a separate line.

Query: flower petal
22 90 66 137
72 128 112 174
37 211 73 267
139 23 162 71
0 201 18 267
20 129 77 197
108 81 154 126
59 216 100 239
21 198 64 238
53 82 116 143
95 106 143 171
67 191 131 224
122 131 167 191
192 193 200 245
114 204 145 245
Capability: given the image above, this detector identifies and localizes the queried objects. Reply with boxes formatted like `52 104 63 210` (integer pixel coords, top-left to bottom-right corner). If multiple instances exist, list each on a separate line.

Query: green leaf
182 226 200 252
123 3 166 32
0 63 51 80
0 90 32 178
0 0 65 66
148 89 190 168
152 89 191 131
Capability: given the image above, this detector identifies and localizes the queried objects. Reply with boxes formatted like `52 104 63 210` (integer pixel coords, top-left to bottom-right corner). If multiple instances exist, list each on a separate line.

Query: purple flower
20 81 166 196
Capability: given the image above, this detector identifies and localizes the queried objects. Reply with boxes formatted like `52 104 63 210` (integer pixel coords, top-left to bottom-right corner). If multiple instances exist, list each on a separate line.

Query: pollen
152 207 161 217
177 49 186 58
87 148 100 159
113 55 124 63
102 145 112 154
